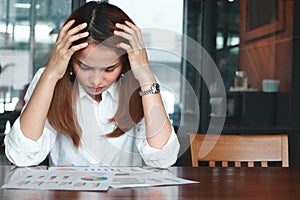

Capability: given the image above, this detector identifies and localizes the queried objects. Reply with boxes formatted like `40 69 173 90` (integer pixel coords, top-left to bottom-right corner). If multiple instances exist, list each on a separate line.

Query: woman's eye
79 64 90 71
105 67 116 72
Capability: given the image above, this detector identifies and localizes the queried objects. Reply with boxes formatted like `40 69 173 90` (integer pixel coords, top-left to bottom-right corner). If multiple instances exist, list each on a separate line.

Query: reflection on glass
0 0 71 121
216 0 240 92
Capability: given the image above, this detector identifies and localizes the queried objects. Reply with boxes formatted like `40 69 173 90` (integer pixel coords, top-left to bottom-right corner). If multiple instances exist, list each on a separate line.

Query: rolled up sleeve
4 118 57 167
135 120 180 168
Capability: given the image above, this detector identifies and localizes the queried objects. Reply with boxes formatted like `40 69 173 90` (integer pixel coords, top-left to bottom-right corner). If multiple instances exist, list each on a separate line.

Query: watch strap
139 83 160 96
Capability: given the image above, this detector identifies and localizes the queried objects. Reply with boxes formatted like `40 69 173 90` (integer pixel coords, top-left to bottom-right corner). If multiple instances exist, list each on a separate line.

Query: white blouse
4 68 180 168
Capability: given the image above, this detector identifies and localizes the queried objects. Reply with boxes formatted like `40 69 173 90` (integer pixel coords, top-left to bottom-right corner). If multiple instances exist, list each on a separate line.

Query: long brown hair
47 2 144 147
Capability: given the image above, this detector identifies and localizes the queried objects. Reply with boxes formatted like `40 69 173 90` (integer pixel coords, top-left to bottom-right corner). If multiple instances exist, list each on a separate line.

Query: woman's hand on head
44 20 89 80
114 21 155 86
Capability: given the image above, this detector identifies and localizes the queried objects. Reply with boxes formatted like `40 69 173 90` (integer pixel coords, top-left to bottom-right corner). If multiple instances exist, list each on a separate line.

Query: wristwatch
139 83 160 96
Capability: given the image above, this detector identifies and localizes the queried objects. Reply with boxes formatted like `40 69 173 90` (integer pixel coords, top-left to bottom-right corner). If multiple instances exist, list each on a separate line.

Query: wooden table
1 165 300 200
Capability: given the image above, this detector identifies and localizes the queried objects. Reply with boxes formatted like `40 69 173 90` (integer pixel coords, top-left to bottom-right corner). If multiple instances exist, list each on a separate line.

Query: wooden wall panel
239 0 293 92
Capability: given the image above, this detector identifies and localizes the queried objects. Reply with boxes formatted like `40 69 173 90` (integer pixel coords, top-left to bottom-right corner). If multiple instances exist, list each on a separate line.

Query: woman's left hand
114 21 155 85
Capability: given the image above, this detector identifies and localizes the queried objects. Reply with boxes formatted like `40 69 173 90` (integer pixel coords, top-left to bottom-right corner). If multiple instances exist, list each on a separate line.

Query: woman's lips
88 86 104 93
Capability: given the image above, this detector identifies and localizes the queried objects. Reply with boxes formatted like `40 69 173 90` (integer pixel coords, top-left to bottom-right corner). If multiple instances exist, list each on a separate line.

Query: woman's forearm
20 71 58 141
140 82 173 149
113 21 173 149
19 21 90 141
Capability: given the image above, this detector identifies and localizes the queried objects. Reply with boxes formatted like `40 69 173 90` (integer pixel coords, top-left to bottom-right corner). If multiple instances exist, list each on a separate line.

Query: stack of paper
1 166 199 191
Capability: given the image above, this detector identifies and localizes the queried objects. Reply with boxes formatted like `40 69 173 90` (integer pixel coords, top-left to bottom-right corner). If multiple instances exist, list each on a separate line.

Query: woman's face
72 44 123 100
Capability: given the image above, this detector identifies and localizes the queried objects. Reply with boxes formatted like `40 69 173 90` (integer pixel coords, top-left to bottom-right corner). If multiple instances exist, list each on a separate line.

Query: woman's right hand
44 20 89 80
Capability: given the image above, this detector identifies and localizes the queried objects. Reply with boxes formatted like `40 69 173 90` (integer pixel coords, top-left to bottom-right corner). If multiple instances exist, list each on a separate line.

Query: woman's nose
89 70 104 85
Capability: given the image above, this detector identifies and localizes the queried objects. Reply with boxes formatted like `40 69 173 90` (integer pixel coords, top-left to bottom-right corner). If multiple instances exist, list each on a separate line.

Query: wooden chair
189 133 289 167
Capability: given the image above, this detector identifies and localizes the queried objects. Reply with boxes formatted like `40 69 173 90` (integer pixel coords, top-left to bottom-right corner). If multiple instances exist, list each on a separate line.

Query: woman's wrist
131 66 156 87
42 69 63 83
140 82 156 91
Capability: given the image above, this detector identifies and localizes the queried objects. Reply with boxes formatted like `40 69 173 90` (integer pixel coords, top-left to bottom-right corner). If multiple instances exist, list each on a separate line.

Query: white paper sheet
1 169 115 191
49 166 199 189
1 166 199 191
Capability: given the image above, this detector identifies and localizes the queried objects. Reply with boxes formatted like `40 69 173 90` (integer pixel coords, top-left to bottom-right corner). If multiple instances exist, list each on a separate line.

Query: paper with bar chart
1 166 199 191
1 169 115 191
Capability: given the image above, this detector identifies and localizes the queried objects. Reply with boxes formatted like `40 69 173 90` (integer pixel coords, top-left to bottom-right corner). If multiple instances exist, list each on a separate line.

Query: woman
4 1 180 167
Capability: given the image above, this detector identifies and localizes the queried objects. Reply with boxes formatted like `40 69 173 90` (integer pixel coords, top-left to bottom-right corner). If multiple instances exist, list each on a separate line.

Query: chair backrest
189 133 289 167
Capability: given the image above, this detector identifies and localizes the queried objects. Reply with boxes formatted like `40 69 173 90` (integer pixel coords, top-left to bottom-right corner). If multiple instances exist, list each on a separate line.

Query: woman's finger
56 20 75 42
116 42 131 51
60 22 88 48
115 23 134 34
116 23 139 41
67 42 89 57
124 21 143 44
114 30 142 51
64 31 89 49
58 31 89 60
114 30 132 43
115 23 141 46
67 22 88 36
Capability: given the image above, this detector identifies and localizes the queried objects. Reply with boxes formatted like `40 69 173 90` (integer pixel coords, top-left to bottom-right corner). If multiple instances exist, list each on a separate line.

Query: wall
239 0 294 92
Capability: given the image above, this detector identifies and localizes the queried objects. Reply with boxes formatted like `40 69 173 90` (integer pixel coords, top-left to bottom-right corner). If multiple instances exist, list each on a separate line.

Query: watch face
154 83 160 92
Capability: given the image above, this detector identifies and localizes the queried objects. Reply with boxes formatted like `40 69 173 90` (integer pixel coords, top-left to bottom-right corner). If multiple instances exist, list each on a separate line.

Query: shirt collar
78 81 119 102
